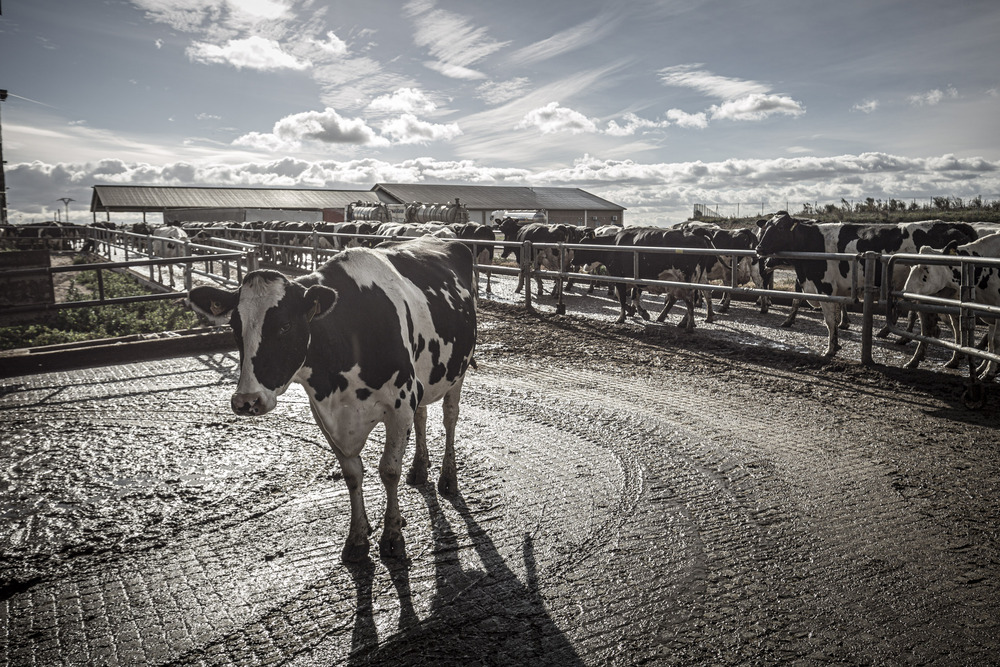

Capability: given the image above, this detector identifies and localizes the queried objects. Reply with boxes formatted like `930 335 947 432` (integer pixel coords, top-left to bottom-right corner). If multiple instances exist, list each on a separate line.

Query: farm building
89 186 382 224
89 184 625 228
371 184 625 227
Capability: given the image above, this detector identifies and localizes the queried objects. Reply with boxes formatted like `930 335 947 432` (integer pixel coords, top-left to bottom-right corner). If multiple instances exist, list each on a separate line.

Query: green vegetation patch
0 259 199 351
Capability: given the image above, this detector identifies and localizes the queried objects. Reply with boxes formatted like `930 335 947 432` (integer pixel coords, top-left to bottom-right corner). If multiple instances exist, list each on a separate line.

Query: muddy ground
1 273 999 665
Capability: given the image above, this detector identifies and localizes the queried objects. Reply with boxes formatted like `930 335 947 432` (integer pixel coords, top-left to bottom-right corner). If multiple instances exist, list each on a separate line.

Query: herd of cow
7 213 1000 377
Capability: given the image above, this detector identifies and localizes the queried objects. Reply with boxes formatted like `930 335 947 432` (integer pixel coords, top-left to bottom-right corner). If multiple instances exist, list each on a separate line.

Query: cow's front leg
680 294 697 331
338 454 373 562
633 289 650 320
379 414 411 559
406 404 429 486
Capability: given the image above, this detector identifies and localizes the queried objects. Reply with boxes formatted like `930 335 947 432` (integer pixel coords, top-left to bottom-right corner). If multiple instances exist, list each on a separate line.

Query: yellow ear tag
210 300 226 316
947 247 958 255
307 299 322 322
791 221 798 230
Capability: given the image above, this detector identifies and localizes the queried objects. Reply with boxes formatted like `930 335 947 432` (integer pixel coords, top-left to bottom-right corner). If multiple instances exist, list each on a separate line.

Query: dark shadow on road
347 486 583 666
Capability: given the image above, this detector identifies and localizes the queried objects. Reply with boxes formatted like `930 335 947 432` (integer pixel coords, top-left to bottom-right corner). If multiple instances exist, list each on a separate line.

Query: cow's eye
279 322 292 335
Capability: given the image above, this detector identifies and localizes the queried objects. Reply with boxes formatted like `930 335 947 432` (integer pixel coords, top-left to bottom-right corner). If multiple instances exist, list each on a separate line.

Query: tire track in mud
473 358 998 664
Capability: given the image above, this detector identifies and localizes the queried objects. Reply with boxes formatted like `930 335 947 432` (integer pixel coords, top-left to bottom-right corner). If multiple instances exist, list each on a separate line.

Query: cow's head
189 271 337 416
902 244 962 297
755 212 807 256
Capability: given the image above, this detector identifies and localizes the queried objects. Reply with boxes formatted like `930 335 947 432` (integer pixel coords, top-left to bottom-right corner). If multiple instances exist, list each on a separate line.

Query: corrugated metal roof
90 186 381 212
371 184 625 211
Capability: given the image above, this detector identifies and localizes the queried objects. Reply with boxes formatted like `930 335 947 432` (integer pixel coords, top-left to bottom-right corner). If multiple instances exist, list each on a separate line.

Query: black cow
497 222 590 297
188 237 478 562
606 226 716 330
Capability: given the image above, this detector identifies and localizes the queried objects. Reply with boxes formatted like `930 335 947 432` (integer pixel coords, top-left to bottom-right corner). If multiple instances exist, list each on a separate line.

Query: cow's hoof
342 540 371 563
780 319 794 328
406 461 428 486
438 472 457 496
379 532 406 560
639 311 650 321
903 357 921 370
963 384 987 410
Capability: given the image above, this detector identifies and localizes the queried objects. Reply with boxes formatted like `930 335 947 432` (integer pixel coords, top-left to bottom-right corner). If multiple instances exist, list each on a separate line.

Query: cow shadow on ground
346 487 583 666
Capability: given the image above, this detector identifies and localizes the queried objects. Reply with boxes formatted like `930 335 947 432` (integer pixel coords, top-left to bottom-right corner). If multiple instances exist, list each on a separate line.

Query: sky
2 0 1000 226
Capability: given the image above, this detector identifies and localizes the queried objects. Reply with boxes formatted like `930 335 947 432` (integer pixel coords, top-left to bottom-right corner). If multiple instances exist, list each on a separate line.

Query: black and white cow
497 222 590 297
755 212 978 356
567 225 621 296
902 231 1000 377
188 236 478 562
606 226 716 330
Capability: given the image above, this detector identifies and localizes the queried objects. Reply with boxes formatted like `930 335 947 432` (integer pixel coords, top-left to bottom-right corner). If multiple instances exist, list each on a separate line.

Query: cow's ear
303 284 338 321
188 285 238 325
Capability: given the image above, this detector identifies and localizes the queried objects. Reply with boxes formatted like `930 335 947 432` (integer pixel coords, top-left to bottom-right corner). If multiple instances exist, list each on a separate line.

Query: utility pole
58 197 75 223
0 89 8 226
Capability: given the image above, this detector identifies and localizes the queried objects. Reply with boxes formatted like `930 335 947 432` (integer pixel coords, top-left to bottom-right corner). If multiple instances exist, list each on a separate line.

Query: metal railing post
311 230 319 270
861 252 877 366
183 240 192 292
960 260 977 375
521 240 533 310
555 242 566 315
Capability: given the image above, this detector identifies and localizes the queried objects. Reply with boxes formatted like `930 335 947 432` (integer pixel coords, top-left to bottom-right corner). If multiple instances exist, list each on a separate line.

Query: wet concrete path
2 302 999 665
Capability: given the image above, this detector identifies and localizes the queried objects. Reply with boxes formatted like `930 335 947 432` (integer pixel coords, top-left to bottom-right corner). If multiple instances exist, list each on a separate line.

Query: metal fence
4 225 998 405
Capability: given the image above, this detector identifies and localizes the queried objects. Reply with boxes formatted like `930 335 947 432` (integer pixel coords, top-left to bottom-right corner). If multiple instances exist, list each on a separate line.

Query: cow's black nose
231 393 262 415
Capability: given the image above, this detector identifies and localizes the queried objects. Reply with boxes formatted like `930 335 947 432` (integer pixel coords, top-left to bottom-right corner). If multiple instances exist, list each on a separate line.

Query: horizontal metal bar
885 323 1000 366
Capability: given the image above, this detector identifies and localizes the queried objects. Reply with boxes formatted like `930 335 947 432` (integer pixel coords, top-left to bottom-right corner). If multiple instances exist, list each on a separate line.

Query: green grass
0 259 199 351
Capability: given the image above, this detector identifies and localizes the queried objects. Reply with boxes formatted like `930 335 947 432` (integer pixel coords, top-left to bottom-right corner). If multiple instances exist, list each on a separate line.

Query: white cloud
380 114 462 144
404 0 509 79
187 35 310 70
659 64 770 99
710 94 805 121
367 88 437 115
604 113 670 137
516 102 598 135
233 108 388 150
852 99 880 114
908 87 959 106
476 78 531 105
311 31 347 58
7 152 1000 225
155 38 164 49
666 109 708 129
503 14 617 68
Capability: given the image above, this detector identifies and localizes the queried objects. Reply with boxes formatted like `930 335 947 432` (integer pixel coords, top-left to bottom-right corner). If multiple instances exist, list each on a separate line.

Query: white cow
902 231 1000 378
151 225 189 287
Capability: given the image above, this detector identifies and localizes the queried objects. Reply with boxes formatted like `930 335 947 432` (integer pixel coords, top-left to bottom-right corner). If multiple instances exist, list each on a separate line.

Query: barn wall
547 209 624 228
